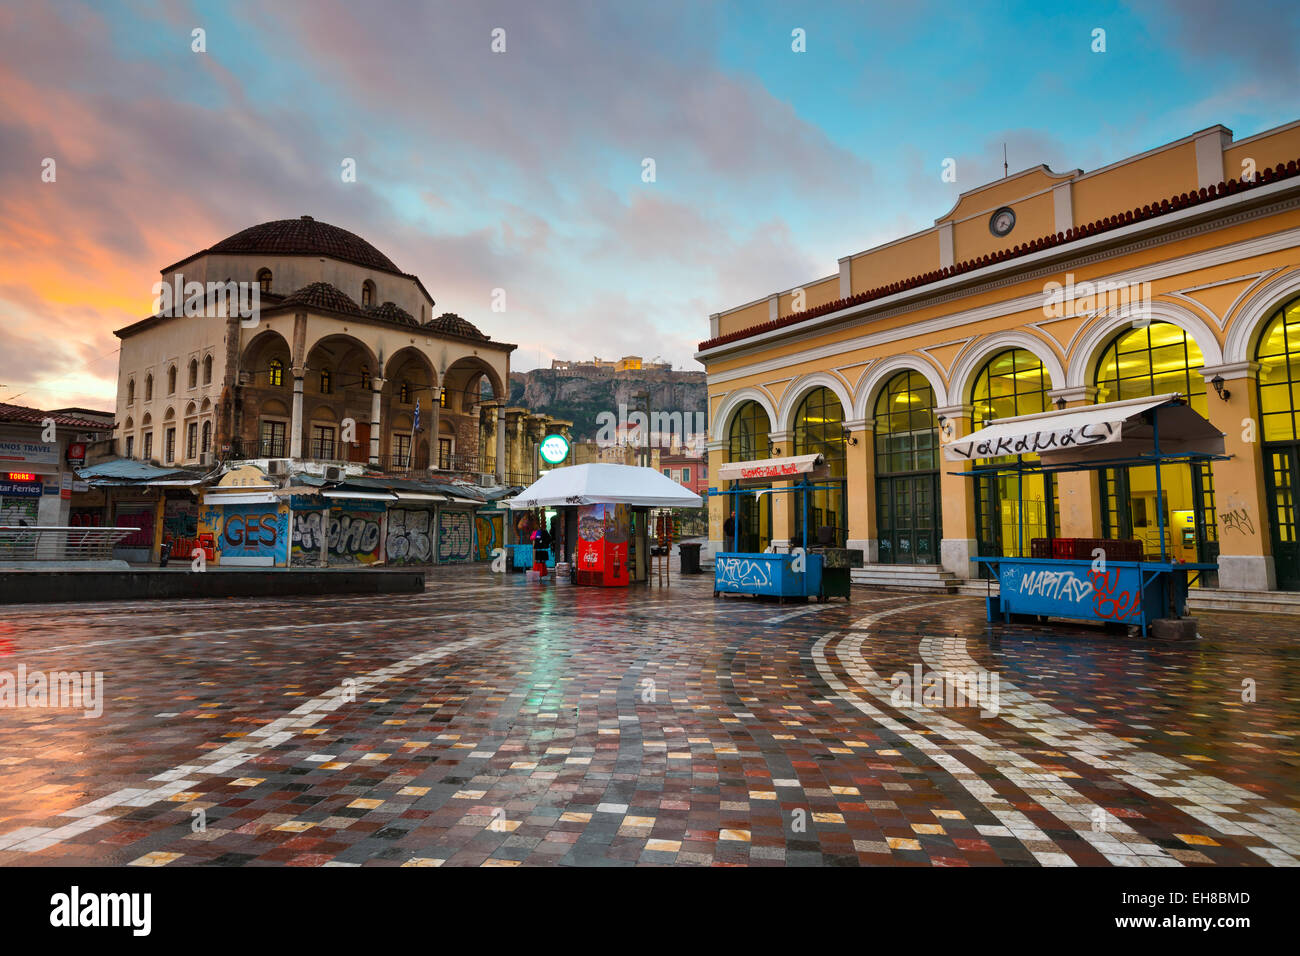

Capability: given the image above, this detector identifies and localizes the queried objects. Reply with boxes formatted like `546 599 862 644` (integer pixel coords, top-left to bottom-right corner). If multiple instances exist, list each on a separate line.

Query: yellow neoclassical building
698 119 1300 594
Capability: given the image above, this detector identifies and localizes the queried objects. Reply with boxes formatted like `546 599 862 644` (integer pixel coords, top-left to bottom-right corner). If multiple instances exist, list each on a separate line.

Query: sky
0 0 1296 410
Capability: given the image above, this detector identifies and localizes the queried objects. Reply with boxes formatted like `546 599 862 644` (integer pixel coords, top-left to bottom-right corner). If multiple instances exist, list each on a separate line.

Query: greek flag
414 395 421 434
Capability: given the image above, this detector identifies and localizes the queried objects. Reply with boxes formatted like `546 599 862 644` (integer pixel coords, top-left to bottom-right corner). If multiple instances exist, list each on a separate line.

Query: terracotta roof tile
207 216 400 273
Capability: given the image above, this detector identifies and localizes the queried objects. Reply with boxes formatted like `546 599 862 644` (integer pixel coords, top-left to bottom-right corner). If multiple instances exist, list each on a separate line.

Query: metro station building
698 120 1300 593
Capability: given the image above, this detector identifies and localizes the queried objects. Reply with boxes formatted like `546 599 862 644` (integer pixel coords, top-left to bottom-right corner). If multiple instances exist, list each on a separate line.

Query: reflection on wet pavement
0 568 1296 867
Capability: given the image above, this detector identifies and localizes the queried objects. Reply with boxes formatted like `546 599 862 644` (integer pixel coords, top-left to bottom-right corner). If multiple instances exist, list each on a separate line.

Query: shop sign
0 479 42 497
0 436 59 467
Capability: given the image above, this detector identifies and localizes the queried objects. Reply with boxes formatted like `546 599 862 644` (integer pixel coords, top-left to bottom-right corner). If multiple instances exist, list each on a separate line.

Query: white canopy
944 393 1225 466
507 463 703 509
716 453 825 482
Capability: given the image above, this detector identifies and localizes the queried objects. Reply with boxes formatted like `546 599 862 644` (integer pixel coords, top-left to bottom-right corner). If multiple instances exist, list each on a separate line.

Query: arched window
127 379 135 404
360 366 371 390
971 349 1056 563
1095 323 1216 572
257 268 272 294
362 280 376 307
167 365 177 395
188 359 198 389
873 371 940 564
793 386 847 547
1256 295 1300 589
145 374 153 401
320 368 332 394
201 420 212 455
724 401 772 552
399 381 411 404
439 386 449 409
727 401 770 462
203 355 213 385
268 358 284 387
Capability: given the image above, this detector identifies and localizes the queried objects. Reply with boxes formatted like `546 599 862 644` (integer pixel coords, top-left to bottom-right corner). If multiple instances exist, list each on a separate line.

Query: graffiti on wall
291 506 383 565
386 508 433 565
205 504 288 563
474 513 502 561
438 510 472 562
162 497 198 556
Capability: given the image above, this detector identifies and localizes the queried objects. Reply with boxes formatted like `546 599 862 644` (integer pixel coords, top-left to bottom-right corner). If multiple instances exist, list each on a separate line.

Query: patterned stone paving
0 569 1296 867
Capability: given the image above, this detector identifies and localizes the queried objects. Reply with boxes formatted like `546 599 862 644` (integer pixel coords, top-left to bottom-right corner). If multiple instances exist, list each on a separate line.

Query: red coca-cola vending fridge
575 503 629 587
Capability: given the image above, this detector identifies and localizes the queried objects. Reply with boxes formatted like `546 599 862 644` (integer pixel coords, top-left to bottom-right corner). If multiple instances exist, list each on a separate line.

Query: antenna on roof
1003 143 1008 179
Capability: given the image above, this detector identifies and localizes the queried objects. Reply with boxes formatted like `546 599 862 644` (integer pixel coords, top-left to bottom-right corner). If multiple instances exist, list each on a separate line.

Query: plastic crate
1030 538 1051 558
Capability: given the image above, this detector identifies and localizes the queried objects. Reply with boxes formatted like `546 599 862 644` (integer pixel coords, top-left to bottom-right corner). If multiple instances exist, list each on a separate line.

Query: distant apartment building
659 450 708 496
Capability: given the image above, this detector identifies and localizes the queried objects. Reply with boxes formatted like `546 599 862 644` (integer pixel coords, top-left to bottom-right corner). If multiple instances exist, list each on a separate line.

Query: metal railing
0 526 137 562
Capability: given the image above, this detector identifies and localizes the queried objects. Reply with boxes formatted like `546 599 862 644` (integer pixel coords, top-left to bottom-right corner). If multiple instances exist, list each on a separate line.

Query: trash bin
679 542 702 574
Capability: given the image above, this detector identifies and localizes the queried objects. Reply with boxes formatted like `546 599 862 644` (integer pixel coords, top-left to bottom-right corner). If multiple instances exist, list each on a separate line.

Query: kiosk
508 464 702 588
709 454 835 602
945 394 1226 636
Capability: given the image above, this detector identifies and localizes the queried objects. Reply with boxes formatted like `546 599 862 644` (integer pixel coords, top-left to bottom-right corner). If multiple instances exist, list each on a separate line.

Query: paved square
0 570 1297 867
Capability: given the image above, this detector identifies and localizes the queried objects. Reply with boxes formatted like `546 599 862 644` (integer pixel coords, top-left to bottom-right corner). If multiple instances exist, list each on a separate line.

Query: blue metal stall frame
953 400 1227 636
707 477 838 602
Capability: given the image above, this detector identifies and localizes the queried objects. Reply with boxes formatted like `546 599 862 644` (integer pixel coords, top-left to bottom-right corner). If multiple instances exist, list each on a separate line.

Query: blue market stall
945 394 1226 636
709 454 830 602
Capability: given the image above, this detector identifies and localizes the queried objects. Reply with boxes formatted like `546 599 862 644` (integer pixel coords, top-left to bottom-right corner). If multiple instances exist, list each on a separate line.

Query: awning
944 394 1225 466
508 463 703 509
393 491 447 503
716 454 825 482
203 491 279 505
322 490 397 501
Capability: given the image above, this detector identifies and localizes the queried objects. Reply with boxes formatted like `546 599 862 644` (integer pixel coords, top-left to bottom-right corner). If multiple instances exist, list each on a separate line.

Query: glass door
1264 444 1300 590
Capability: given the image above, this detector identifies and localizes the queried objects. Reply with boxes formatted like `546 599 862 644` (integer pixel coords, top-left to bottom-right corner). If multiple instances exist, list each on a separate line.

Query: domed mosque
114 216 522 483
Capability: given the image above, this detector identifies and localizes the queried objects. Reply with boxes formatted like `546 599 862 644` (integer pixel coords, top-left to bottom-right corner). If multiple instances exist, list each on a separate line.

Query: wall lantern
1054 397 1068 411
841 426 858 446
1211 374 1231 402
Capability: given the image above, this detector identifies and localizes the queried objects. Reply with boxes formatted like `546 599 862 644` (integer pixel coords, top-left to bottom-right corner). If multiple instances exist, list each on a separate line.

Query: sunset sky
1 0 1296 410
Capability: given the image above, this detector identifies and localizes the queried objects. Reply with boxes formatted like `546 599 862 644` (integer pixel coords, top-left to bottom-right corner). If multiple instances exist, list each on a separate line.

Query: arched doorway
972 349 1058 568
1095 322 1218 576
1256 295 1300 590
874 371 940 564
726 401 771 552
792 387 847 547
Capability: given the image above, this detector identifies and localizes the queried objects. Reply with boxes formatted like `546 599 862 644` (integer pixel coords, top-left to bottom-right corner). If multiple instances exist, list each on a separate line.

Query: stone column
1202 362 1274 590
934 403 977 579
319 505 329 568
844 417 876 562
369 379 384 466
768 430 794 550
290 373 305 459
496 406 507 486
1048 387 1102 538
706 438 726 560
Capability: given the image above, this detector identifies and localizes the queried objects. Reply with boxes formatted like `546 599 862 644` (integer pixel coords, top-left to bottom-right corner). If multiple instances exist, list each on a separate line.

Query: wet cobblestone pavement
0 570 1297 867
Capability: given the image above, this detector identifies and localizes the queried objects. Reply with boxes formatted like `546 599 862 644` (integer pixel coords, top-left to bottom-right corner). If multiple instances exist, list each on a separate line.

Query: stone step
851 565 959 592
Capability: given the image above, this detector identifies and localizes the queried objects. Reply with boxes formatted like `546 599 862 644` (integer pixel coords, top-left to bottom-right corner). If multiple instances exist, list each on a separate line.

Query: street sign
539 433 570 465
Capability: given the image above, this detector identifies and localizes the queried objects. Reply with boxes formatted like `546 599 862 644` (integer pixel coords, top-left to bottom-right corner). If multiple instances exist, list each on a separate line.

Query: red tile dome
423 312 489 340
208 216 401 273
